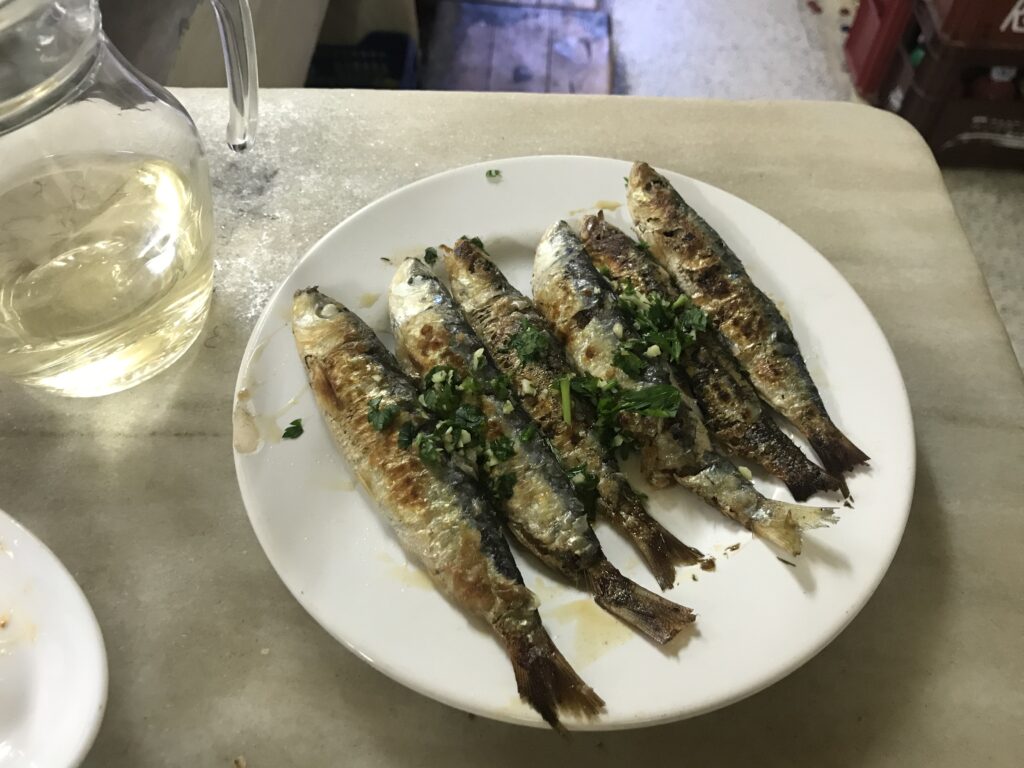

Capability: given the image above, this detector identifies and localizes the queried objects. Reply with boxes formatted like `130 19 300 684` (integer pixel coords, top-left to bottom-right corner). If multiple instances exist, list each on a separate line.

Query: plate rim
233 154 916 730
0 507 109 765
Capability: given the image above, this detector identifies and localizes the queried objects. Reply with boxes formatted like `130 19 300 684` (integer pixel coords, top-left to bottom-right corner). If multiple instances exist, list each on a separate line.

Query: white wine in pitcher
0 153 213 396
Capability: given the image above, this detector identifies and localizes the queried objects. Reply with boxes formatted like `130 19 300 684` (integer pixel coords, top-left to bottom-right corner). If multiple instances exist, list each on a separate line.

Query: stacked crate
855 0 1024 166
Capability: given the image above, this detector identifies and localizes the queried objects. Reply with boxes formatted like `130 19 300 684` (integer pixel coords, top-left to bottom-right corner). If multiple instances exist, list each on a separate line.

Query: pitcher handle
210 0 258 151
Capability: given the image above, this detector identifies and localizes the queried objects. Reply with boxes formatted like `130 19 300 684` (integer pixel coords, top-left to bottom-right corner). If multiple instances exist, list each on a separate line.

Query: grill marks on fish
579 213 846 501
444 237 708 588
388 258 695 643
531 221 837 555
627 161 868 475
292 287 602 729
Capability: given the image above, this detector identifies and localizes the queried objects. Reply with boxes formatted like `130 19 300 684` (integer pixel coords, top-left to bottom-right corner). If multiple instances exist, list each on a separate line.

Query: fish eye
319 304 341 318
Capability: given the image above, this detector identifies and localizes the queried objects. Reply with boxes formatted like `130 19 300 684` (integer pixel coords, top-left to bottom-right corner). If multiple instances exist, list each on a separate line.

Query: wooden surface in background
425 1 610 93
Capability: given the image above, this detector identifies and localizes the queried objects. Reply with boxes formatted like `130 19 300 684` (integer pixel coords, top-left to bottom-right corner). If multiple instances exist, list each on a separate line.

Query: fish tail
503 625 605 732
783 464 849 502
606 489 709 589
751 498 839 556
725 418 850 501
585 558 696 644
809 428 870 475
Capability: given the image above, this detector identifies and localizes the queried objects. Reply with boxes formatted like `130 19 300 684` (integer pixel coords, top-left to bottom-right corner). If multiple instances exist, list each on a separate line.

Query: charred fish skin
532 222 837 556
443 238 708 589
389 259 695 643
627 161 868 475
579 212 846 501
292 288 603 730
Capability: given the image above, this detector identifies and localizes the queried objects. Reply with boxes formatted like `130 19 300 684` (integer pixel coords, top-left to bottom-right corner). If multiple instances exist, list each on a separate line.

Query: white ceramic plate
233 156 914 730
0 509 107 766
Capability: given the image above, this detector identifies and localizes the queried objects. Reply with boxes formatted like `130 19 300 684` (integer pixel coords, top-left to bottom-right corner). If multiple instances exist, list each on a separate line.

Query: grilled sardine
443 237 709 588
292 287 603 730
532 222 836 555
627 162 868 475
388 259 695 643
580 212 846 501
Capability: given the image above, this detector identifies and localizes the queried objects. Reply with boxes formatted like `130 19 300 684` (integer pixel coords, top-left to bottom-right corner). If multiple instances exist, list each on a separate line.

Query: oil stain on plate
547 599 633 667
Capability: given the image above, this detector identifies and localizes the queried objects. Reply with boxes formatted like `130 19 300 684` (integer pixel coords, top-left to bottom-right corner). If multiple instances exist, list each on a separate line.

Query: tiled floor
605 0 1024 367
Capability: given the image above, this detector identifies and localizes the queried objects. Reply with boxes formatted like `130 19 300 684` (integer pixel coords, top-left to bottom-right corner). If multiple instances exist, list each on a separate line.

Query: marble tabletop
2 89 1022 767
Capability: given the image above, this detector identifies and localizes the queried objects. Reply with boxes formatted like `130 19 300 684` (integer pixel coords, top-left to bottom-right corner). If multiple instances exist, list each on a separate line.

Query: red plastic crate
924 0 1024 50
845 0 914 100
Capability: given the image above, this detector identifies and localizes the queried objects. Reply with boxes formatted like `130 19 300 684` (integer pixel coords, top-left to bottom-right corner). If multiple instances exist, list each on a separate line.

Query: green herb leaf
415 432 441 464
423 247 438 266
566 464 598 492
488 373 511 400
519 424 537 443
559 375 573 424
281 418 304 440
486 471 517 501
507 320 550 365
615 282 707 366
485 169 502 180
615 384 682 418
368 396 400 431
397 421 417 449
420 366 461 417
454 404 485 435
612 345 646 378
488 436 515 462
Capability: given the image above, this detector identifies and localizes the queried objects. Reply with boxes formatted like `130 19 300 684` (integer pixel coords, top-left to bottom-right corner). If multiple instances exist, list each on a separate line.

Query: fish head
291 287 362 359
627 162 674 229
579 210 633 252
443 239 509 315
388 257 460 377
532 220 578 283
389 257 440 329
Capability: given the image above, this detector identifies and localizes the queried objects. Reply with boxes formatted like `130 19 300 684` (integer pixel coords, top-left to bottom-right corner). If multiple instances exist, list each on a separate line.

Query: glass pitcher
0 0 257 397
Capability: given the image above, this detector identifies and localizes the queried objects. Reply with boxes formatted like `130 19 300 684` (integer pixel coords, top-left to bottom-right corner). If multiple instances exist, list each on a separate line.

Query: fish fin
606 490 708 589
784 467 849 502
750 499 838 556
585 559 695 644
809 430 870 475
503 626 605 732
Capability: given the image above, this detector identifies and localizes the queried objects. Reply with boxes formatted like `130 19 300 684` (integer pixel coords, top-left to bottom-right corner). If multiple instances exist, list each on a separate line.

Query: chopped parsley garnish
507 320 550 365
566 374 682 456
453 403 485 433
397 421 418 449
281 418 304 440
419 366 461 417
612 344 647 378
566 463 599 516
615 384 682 418
414 431 442 464
519 424 537 443
488 436 515 462
489 373 511 400
486 471 517 501
615 282 707 366
423 247 438 266
485 169 502 180
368 397 400 431
566 464 598 492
